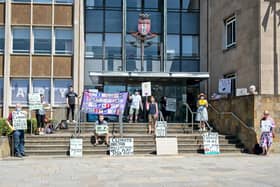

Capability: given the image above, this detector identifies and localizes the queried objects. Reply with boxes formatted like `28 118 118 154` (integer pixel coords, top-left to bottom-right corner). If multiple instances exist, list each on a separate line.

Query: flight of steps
24 123 244 156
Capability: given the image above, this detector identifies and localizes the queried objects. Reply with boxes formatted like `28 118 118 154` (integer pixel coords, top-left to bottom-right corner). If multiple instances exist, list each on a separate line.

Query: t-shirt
66 91 78 105
131 94 142 109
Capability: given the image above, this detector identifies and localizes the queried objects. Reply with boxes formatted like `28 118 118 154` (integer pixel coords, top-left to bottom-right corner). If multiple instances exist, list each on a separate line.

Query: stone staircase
24 122 244 156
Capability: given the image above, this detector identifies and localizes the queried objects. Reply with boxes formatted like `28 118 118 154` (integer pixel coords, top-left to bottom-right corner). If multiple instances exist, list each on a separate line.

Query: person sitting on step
94 114 109 146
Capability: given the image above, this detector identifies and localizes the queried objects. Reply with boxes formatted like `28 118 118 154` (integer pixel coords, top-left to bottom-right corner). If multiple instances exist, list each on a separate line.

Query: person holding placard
146 96 158 134
260 110 275 155
94 114 109 146
5 104 27 158
195 93 208 131
129 90 143 123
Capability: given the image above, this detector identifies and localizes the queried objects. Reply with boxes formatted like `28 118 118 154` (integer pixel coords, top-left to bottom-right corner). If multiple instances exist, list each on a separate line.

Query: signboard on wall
236 88 248 96
166 98 176 112
218 79 231 94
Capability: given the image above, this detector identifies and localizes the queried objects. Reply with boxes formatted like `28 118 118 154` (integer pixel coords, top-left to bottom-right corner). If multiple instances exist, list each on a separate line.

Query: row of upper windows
9 0 73 3
0 27 73 55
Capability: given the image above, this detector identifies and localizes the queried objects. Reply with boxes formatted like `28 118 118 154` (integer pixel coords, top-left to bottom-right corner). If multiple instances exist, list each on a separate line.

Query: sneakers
15 154 23 158
72 120 77 123
66 120 70 123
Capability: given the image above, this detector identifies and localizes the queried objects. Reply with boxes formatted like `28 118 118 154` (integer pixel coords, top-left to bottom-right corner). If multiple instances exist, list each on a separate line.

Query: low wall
0 136 11 159
209 95 280 153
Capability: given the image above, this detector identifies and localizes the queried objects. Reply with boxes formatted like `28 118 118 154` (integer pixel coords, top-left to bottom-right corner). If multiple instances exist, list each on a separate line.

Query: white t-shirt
131 94 142 109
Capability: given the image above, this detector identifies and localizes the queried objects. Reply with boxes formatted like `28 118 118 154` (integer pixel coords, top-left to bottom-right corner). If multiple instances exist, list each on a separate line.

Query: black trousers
36 114 45 128
67 104 75 120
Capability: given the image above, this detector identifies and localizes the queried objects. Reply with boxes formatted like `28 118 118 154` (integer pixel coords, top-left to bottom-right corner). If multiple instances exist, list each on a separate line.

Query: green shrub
26 118 37 134
0 118 13 136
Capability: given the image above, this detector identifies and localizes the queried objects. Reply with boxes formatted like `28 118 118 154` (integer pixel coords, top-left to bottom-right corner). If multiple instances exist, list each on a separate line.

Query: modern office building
0 0 209 122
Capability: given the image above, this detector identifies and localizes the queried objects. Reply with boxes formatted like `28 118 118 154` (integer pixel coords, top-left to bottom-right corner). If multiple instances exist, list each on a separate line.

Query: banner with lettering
81 91 128 115
12 111 27 130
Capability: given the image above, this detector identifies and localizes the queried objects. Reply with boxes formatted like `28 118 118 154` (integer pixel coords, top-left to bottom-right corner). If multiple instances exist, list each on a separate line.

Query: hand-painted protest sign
81 91 128 115
12 111 27 130
156 121 167 137
166 98 176 112
261 120 272 132
202 132 220 155
28 93 42 110
218 79 231 94
70 138 83 157
110 138 134 156
95 125 109 134
142 82 151 96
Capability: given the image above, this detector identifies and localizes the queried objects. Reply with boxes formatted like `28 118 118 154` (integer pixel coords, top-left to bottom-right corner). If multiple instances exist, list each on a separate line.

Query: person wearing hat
195 93 208 131
260 110 275 155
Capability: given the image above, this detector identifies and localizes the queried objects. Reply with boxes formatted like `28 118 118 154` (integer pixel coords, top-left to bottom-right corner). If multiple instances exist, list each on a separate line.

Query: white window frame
225 16 236 49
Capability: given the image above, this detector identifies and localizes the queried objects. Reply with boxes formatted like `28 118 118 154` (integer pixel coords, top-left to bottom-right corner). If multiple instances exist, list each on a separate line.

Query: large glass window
0 27 4 53
106 0 121 7
32 79 51 103
12 27 30 53
13 0 31 2
0 78 3 104
55 0 73 3
85 33 103 58
181 13 199 34
33 0 52 3
55 28 73 54
105 33 122 58
182 35 199 56
86 0 103 8
225 16 236 48
11 79 29 105
105 11 122 32
54 79 72 104
33 28 51 54
167 35 180 58
86 10 104 32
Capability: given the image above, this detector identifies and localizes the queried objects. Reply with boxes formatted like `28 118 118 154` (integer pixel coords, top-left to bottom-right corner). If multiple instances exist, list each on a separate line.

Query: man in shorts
129 90 143 123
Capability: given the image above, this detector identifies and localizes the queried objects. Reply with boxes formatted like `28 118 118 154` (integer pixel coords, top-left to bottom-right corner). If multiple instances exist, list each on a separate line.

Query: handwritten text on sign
95 125 109 134
110 138 134 156
202 132 220 155
12 111 27 130
28 93 42 110
70 138 83 157
156 121 167 137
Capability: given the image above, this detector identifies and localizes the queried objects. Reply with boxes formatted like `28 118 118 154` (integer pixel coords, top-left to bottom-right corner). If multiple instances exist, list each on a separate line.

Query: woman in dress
260 110 275 155
195 93 208 131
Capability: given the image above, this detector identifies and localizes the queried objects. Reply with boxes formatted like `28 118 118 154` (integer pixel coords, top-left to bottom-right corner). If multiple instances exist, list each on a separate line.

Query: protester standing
146 96 158 134
129 90 143 123
160 96 170 122
5 104 27 158
66 85 78 123
195 93 208 131
94 114 109 146
260 110 275 155
36 94 47 135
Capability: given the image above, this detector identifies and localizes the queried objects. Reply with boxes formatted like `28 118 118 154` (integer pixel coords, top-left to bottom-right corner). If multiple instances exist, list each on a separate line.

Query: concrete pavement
0 154 279 187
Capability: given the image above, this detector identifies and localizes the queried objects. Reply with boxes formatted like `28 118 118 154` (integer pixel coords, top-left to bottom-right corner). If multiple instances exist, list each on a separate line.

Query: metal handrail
185 103 212 133
208 104 253 130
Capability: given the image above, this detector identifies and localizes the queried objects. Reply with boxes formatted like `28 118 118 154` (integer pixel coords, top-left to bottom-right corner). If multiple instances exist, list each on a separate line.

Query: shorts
148 114 157 123
129 107 139 115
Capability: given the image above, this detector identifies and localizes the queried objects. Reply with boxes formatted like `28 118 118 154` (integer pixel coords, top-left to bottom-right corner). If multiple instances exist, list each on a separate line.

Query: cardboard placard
236 88 248 96
95 125 109 134
202 132 220 155
110 138 134 156
12 111 27 130
28 93 43 110
141 82 151 96
70 138 83 157
156 137 178 155
261 120 272 132
155 121 167 137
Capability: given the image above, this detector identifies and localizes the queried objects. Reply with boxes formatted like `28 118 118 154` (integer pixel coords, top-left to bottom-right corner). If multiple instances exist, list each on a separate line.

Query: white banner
28 93 42 110
218 79 231 94
12 111 27 130
141 82 151 96
261 120 272 132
